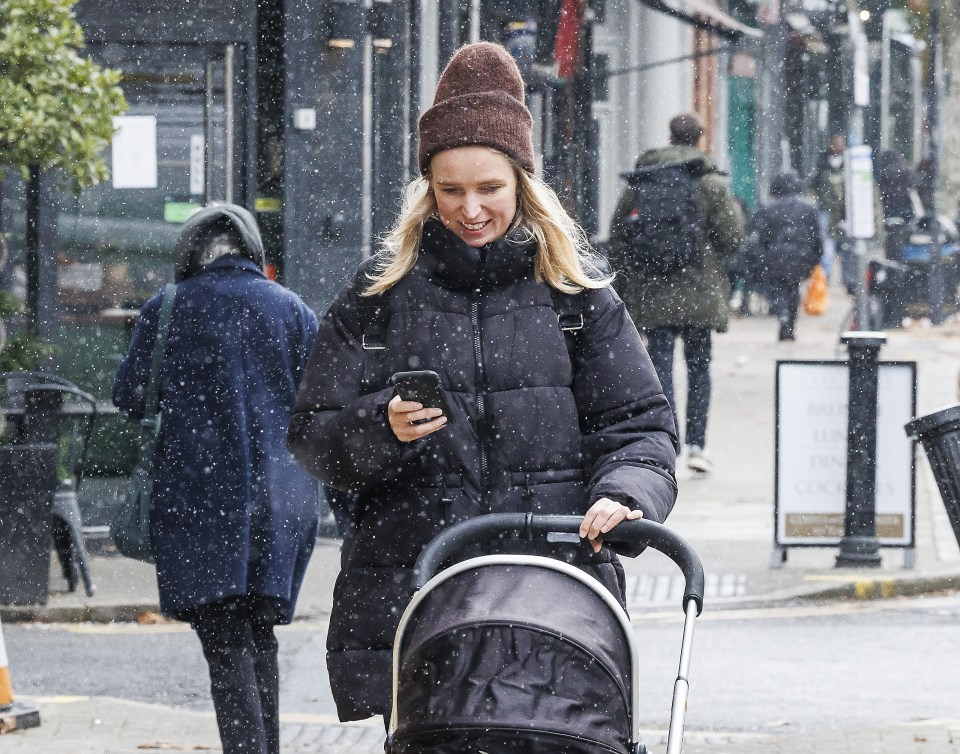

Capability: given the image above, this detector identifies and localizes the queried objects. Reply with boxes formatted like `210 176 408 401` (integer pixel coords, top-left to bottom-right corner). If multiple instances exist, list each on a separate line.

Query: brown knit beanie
418 42 535 175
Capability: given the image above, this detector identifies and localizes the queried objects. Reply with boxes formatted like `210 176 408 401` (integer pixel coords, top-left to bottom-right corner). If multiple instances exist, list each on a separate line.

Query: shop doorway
57 42 246 315
38 42 249 528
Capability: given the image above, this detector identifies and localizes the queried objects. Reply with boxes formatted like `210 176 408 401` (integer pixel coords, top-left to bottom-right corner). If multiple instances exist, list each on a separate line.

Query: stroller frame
387 514 704 754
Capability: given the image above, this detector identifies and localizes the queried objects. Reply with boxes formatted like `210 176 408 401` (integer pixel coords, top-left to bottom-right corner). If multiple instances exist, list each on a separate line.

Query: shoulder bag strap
549 288 585 363
356 297 390 392
143 283 177 421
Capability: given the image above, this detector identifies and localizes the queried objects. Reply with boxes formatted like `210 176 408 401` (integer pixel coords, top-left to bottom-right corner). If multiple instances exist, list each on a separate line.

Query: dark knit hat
418 42 535 175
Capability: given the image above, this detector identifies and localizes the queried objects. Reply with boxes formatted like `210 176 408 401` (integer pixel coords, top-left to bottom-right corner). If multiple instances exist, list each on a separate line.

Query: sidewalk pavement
2 284 960 752
2 694 959 753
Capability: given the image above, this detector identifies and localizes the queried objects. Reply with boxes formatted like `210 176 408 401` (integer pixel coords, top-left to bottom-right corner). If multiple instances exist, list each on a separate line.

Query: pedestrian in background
287 42 678 727
607 112 745 476
813 134 849 286
113 205 319 754
747 171 823 341
876 149 922 262
725 196 760 316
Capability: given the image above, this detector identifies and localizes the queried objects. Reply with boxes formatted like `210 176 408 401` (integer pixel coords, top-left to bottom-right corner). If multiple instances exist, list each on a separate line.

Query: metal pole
927 0 944 324
360 0 374 259
204 60 215 204
224 44 235 205
665 600 698 754
845 5 873 331
849 116 872 333
574 7 596 234
836 332 886 567
468 0 480 43
25 167 58 344
755 20 787 201
408 0 422 179
847 112 870 330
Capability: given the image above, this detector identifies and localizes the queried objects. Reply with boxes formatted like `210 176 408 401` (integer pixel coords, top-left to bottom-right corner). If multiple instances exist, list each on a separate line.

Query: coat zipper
472 247 491 512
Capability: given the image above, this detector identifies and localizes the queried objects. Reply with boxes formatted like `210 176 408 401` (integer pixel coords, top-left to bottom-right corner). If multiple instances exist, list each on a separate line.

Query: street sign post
845 145 876 241
836 333 885 567
772 360 916 567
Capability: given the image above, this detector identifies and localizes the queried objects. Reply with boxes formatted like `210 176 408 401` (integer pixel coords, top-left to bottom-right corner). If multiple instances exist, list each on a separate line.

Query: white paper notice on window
111 115 158 189
845 145 876 240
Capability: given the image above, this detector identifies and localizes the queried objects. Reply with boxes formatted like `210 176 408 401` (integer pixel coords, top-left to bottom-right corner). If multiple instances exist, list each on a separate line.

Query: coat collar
418 219 536 290
197 255 266 278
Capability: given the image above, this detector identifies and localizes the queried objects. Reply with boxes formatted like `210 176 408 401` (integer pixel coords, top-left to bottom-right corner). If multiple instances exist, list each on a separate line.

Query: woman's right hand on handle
388 394 448 442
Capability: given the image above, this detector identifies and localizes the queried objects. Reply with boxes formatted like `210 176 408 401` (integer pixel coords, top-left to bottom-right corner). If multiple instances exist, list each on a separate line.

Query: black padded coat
288 220 678 721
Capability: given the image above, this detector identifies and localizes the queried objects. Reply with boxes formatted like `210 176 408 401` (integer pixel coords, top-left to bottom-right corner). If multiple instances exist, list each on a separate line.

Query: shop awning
635 0 763 41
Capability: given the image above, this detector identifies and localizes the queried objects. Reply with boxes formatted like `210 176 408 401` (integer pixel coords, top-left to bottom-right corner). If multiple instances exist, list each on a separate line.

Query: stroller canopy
393 560 635 754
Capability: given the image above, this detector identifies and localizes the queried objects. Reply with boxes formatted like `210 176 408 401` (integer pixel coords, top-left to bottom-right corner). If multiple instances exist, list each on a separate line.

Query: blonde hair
362 162 612 297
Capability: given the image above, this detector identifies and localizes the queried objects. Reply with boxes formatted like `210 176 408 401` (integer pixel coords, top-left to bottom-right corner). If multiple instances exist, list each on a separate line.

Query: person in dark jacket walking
607 112 745 476
113 205 319 754
876 149 921 262
813 134 847 283
746 171 823 341
287 42 678 726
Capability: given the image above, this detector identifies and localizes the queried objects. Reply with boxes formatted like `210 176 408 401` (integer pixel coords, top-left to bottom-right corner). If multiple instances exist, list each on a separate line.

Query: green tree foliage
0 0 125 379
0 0 127 189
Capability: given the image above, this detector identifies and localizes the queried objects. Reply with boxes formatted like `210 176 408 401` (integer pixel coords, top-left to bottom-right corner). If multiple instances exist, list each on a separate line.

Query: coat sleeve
702 174 746 260
291 300 320 386
286 277 425 492
605 188 635 275
806 204 826 272
574 287 679 553
112 294 163 420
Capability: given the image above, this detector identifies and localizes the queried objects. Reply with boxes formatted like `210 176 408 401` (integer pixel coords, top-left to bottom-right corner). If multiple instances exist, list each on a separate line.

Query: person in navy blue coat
113 205 319 754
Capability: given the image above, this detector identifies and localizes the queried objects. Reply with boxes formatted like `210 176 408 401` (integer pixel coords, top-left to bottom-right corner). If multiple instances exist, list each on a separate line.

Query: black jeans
646 326 711 448
767 283 801 338
185 596 281 754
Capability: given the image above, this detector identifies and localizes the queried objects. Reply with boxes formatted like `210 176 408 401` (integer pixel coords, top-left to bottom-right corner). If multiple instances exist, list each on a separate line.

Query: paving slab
2 696 959 753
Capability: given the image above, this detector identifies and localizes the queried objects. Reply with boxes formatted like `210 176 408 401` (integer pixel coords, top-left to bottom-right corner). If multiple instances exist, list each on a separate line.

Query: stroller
385 514 704 754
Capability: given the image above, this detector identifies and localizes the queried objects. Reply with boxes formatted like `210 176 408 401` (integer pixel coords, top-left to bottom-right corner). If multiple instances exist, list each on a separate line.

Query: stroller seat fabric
393 562 635 754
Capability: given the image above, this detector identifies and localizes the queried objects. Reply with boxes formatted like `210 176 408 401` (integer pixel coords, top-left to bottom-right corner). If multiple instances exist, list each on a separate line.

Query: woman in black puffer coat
287 42 678 724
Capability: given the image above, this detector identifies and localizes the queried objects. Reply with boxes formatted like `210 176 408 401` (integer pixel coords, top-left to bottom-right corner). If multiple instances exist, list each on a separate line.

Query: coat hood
173 204 266 282
635 144 720 175
769 171 804 198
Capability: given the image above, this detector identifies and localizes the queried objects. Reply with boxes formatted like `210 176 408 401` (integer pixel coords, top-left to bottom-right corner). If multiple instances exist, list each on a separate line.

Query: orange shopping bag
802 264 828 316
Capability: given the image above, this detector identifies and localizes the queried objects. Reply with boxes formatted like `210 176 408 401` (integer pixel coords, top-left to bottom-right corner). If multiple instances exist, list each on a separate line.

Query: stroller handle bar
412 513 705 614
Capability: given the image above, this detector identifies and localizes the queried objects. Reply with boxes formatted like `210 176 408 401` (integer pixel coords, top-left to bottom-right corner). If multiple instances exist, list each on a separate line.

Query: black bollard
836 332 887 568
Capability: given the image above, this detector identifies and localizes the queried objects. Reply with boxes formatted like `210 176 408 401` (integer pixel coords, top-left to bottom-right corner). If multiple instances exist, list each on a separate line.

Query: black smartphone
390 370 454 425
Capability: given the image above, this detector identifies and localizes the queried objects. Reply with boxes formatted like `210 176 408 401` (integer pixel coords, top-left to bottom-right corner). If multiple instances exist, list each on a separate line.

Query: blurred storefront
2 0 767 400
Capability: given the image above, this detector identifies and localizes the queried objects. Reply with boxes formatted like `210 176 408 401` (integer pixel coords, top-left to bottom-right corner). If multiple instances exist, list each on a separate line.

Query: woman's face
431 146 519 248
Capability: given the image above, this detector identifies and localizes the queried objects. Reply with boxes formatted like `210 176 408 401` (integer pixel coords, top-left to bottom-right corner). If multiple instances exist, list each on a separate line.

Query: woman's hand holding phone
388 395 448 442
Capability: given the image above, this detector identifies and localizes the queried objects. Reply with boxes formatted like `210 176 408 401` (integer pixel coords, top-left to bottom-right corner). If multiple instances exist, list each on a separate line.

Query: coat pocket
510 469 585 516
348 475 469 568
418 473 468 528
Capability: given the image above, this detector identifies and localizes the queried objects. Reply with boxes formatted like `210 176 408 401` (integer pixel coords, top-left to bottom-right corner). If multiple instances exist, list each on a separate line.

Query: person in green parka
607 112 745 476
